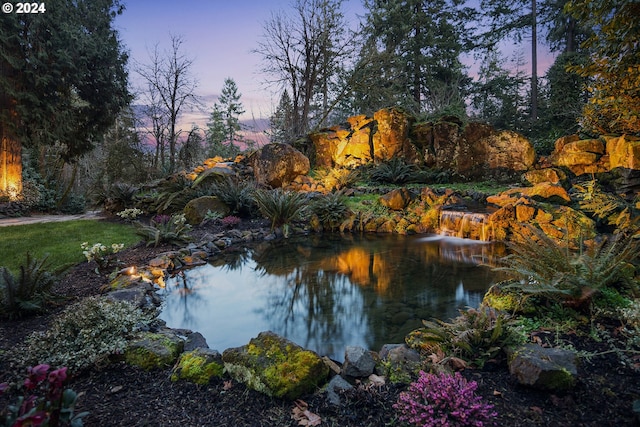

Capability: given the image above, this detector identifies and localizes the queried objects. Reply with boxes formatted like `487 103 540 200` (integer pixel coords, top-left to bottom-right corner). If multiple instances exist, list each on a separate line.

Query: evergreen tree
206 104 239 159
0 0 130 163
218 78 246 149
361 0 474 117
470 49 529 131
541 51 589 135
269 90 295 143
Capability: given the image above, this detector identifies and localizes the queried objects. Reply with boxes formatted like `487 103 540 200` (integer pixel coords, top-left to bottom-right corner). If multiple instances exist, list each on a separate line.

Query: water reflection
157 234 505 361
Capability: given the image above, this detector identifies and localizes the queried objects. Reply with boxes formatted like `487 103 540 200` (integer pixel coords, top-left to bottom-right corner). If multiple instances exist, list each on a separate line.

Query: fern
0 253 59 318
498 225 640 307
574 179 628 227
407 307 516 367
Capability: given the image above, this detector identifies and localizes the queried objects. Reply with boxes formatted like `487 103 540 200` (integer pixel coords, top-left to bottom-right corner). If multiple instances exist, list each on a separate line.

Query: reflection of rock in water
159 234 504 361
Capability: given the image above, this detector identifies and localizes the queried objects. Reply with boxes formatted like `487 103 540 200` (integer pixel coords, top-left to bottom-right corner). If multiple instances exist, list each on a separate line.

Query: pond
156 234 506 361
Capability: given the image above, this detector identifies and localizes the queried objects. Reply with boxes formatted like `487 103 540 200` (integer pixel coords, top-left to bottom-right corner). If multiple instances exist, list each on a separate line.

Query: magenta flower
48 367 68 388
25 364 50 389
394 371 497 427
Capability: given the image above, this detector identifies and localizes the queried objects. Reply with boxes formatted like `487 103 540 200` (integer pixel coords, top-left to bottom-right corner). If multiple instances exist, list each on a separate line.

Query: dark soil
2 220 640 426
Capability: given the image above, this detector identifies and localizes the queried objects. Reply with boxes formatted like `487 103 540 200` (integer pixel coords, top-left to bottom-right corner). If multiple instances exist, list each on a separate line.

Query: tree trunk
531 0 538 122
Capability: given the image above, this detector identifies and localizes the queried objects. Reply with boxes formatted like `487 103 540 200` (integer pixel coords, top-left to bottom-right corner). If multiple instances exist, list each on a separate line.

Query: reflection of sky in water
157 235 504 361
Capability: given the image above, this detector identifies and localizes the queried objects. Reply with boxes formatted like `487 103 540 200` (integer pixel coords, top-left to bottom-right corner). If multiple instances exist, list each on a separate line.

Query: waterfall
438 210 490 241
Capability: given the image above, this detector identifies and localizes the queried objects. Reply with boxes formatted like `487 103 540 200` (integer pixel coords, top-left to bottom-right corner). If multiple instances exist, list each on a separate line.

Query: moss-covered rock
125 331 184 370
482 281 537 314
171 348 224 385
184 196 230 225
507 344 578 391
222 331 329 399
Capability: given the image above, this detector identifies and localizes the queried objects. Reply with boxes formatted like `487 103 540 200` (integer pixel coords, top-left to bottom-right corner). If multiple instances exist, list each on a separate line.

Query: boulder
522 168 567 185
372 108 417 162
605 135 640 170
171 348 224 385
183 196 230 225
377 344 421 384
309 108 417 168
379 188 412 210
222 331 329 399
414 121 535 180
125 330 184 370
342 346 377 378
325 375 354 406
247 143 310 188
507 344 578 391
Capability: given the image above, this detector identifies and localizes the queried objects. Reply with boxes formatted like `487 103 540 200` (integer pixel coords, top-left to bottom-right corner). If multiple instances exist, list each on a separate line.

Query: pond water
157 234 506 361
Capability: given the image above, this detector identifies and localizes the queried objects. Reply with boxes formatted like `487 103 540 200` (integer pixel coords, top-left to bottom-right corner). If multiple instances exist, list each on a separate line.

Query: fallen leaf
291 400 322 426
493 390 503 397
223 380 233 390
368 374 385 387
447 357 468 370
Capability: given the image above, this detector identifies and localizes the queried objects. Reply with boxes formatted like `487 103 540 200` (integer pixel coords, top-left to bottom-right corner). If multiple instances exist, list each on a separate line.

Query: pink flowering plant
0 364 88 426
221 215 241 228
393 371 497 427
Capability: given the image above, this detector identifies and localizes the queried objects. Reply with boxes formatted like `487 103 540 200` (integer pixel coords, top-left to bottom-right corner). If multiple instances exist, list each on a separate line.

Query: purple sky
115 0 365 137
115 0 553 135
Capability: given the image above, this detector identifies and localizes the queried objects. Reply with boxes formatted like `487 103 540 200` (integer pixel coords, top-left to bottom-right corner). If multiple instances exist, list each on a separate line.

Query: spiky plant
252 188 308 232
369 158 421 185
0 253 59 319
497 226 639 308
311 192 351 232
134 213 192 247
210 177 257 217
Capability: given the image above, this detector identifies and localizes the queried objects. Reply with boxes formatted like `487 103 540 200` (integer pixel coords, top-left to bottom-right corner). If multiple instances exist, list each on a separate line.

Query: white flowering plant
81 242 125 273
116 208 143 221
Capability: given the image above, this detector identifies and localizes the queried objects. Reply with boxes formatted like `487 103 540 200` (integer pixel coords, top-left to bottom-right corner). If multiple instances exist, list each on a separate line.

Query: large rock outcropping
309 108 536 180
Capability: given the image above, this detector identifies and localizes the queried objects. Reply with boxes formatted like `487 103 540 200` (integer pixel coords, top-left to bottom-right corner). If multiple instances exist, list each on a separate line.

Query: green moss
125 332 183 370
171 350 224 384
227 332 329 399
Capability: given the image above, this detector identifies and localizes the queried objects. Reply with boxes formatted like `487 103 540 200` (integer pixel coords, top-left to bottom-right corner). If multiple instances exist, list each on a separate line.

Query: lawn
0 220 140 274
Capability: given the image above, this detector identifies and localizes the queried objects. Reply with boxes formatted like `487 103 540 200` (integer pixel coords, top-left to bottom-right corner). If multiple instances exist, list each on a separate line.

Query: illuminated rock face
0 134 22 198
310 109 536 180
247 143 310 188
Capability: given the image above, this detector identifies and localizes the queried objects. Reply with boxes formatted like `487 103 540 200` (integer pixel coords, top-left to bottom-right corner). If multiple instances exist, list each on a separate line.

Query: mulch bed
1 220 640 426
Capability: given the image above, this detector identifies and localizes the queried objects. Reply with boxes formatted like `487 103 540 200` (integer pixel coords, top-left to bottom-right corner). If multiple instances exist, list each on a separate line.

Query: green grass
0 220 140 274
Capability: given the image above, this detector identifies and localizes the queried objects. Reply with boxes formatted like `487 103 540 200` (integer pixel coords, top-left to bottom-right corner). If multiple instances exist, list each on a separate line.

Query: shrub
0 364 88 426
252 189 308 234
0 253 59 319
135 213 192 247
94 182 139 213
369 158 422 185
311 192 350 232
394 371 497 427
13 297 155 372
497 227 639 309
407 307 518 368
313 167 360 191
210 177 257 217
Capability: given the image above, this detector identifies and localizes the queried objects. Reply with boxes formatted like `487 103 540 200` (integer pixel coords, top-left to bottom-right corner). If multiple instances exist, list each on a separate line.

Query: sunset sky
115 0 365 141
115 0 553 141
